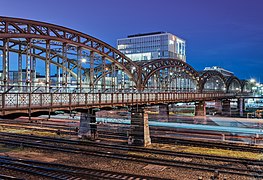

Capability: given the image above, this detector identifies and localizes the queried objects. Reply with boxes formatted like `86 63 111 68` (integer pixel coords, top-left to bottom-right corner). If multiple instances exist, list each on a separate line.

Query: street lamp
250 79 256 83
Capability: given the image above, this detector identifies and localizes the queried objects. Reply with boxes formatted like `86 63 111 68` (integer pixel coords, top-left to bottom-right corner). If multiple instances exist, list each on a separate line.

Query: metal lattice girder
225 76 242 92
198 70 227 91
0 16 245 94
0 38 82 79
0 16 140 87
140 58 199 90
240 80 250 92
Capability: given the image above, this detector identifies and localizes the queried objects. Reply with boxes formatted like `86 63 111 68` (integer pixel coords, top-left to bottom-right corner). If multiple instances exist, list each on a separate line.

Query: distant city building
0 69 35 84
204 66 234 76
117 32 186 62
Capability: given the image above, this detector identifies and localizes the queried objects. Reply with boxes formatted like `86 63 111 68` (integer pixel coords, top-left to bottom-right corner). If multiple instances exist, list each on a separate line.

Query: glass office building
117 32 186 62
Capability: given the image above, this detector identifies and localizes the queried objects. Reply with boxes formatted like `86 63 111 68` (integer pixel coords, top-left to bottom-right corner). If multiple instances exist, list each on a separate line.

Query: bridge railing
0 92 235 112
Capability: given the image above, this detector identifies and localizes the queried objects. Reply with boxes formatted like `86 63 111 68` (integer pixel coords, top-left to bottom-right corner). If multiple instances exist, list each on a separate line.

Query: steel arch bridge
0 17 250 115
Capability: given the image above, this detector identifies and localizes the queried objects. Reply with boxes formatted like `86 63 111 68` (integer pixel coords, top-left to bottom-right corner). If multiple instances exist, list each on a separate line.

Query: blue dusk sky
1 0 263 81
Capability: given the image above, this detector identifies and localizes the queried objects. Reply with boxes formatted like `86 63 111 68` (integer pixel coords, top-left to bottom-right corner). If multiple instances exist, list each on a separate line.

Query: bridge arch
226 76 242 93
141 59 199 92
1 39 81 77
0 16 139 92
241 80 252 93
199 70 226 92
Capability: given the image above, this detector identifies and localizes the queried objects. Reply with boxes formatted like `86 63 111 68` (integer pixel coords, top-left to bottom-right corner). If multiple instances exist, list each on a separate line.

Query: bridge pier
195 101 206 116
158 104 169 122
214 100 223 114
128 107 151 146
237 98 244 117
78 108 98 140
222 99 231 116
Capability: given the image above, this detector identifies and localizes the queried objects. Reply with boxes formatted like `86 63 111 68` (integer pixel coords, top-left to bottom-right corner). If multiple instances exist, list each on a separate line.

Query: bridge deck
0 92 235 115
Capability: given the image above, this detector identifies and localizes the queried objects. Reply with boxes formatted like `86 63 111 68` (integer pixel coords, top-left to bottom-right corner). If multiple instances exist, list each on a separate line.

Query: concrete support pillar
237 98 244 117
129 107 151 146
78 108 98 140
214 100 222 114
158 104 169 122
195 101 206 116
222 99 231 116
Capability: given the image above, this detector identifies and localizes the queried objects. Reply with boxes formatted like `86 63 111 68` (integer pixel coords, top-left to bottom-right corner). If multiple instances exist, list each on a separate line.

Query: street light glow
250 78 256 83
81 58 87 63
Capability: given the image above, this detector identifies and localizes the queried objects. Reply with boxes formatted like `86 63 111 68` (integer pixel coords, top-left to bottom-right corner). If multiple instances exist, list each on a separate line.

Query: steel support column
18 44 22 92
102 56 106 91
26 38 32 92
111 63 116 92
168 68 171 91
2 38 9 90
56 56 60 89
32 48 36 88
77 47 82 92
62 43 68 92
90 51 94 92
45 40 51 92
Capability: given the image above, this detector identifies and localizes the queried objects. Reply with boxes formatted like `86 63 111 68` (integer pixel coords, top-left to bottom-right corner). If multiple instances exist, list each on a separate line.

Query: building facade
117 32 186 62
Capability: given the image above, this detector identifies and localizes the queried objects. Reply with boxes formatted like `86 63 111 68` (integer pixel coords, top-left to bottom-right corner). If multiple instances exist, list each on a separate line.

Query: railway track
0 156 163 180
1 118 263 152
0 174 22 180
97 130 263 153
0 132 262 178
1 119 263 154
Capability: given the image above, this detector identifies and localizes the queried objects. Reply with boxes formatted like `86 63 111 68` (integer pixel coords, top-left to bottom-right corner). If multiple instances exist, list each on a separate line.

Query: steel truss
0 16 246 94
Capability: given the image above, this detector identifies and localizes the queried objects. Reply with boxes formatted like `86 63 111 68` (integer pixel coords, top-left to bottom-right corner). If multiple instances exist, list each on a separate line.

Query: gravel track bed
0 147 254 180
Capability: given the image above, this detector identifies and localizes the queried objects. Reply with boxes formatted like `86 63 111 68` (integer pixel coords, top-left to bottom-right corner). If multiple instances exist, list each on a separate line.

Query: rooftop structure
117 32 186 62
204 66 234 77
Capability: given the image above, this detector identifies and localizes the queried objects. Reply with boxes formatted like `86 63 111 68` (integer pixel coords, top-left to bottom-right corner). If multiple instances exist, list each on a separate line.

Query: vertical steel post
62 43 67 92
2 38 9 91
77 47 82 92
67 54 71 91
188 78 191 92
121 68 125 92
168 68 171 91
175 69 178 91
102 56 106 91
56 56 60 89
18 44 22 92
111 63 116 92
116 70 120 92
162 70 165 90
154 74 157 91
32 48 36 88
26 38 32 92
90 51 94 92
45 40 51 92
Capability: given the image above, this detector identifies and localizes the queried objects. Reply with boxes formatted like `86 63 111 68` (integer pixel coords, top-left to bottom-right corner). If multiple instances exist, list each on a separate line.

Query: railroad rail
0 156 163 180
1 119 263 152
0 132 262 178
